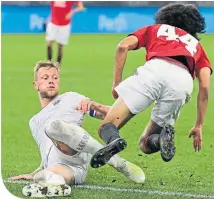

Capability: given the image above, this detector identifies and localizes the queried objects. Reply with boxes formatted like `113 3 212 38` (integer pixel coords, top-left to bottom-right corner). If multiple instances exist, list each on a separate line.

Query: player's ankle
100 123 120 144
107 154 121 167
147 134 160 153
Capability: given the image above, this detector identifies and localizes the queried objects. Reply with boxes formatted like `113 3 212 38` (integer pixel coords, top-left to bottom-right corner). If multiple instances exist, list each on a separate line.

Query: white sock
63 125 125 165
107 154 123 167
59 123 123 167
63 125 104 154
34 170 66 186
82 136 104 154
47 121 104 155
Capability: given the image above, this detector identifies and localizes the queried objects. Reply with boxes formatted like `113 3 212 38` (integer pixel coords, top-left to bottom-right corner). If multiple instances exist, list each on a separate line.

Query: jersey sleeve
66 92 87 106
29 117 34 134
128 26 150 49
28 117 40 146
195 49 212 77
70 93 95 117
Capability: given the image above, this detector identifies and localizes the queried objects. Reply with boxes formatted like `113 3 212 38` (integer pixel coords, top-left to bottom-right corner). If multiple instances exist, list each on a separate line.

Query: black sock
100 123 120 144
47 46 52 61
147 134 160 153
57 46 63 63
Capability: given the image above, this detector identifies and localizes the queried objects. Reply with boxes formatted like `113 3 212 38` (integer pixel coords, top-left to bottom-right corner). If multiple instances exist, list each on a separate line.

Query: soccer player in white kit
9 61 145 197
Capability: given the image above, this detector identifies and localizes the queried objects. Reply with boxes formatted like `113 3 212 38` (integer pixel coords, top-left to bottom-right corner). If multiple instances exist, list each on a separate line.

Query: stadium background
2 1 214 33
2 1 214 199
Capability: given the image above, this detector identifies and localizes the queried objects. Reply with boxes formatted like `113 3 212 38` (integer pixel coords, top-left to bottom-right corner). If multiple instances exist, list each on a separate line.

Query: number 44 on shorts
157 24 198 56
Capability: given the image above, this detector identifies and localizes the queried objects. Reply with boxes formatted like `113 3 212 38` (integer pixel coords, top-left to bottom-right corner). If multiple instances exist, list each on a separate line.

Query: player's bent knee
34 170 66 186
47 41 53 46
45 120 57 137
45 120 64 137
58 43 63 48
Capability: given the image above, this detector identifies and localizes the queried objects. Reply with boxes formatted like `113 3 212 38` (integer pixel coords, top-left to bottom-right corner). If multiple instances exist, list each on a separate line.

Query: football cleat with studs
160 124 176 162
22 183 71 198
90 138 127 168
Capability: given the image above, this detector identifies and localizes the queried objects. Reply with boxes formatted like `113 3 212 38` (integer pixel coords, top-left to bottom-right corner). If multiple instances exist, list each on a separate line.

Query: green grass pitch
1 34 214 199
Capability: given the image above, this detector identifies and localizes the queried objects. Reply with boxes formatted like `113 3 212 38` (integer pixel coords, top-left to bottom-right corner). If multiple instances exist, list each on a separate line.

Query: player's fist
112 86 119 99
8 174 33 181
189 126 203 152
76 98 92 114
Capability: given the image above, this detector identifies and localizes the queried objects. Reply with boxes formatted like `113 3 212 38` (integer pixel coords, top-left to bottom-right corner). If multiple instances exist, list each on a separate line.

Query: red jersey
130 24 212 78
50 1 78 26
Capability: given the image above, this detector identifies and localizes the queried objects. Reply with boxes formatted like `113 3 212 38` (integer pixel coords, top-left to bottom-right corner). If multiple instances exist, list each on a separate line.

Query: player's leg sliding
45 120 144 183
22 170 71 197
45 120 105 155
159 125 176 162
91 123 127 168
46 120 125 167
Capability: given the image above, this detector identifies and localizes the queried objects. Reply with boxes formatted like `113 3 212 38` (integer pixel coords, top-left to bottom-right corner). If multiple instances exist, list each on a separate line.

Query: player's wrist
89 110 96 117
113 80 121 87
194 123 203 129
90 101 100 110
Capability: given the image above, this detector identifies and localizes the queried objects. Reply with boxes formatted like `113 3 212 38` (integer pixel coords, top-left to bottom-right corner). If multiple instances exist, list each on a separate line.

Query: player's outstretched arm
65 1 85 19
189 67 211 152
113 36 139 99
77 98 110 120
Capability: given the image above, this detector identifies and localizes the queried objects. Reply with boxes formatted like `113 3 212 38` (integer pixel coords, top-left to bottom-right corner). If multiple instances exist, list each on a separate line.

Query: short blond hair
34 60 60 80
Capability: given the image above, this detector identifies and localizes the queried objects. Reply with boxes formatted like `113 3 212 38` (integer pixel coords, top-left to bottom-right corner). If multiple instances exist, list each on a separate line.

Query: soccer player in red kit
89 3 212 168
46 1 84 63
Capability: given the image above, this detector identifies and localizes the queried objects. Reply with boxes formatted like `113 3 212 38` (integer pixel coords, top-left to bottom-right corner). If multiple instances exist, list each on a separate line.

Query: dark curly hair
155 3 206 40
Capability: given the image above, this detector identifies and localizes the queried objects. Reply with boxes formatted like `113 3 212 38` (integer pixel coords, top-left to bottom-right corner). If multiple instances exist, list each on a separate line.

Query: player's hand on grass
76 98 93 114
8 174 33 181
189 127 202 152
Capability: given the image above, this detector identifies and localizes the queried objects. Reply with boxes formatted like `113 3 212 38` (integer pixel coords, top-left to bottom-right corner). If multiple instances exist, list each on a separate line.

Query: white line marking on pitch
3 179 214 199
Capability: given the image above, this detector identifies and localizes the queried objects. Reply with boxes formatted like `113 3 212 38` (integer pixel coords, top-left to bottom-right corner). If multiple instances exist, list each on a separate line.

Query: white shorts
44 145 91 185
46 22 71 45
115 57 193 127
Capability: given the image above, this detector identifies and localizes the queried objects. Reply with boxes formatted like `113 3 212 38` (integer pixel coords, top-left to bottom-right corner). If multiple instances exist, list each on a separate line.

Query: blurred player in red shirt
87 3 212 168
46 1 84 63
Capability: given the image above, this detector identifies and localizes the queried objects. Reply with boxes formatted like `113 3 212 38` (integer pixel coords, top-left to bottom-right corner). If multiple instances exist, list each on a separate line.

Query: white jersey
29 92 91 169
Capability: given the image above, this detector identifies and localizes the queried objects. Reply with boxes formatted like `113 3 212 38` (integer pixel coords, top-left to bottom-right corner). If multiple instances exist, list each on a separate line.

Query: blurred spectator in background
46 1 84 64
